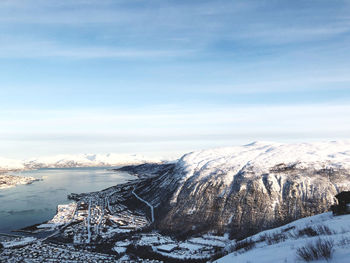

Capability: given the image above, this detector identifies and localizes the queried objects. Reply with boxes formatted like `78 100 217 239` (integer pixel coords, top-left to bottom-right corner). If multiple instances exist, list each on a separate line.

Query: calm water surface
0 167 134 234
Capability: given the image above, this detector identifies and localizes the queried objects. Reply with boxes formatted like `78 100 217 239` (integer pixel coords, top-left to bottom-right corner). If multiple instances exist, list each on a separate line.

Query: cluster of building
0 234 24 244
28 180 151 247
1 177 228 262
0 234 37 249
130 233 229 260
0 241 122 262
53 183 151 245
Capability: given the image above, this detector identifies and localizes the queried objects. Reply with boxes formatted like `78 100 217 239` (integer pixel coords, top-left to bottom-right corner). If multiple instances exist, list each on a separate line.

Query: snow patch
215 212 350 263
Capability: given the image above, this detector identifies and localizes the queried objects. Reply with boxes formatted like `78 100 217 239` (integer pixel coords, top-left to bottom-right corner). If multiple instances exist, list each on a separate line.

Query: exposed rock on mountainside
115 163 176 178
124 141 350 239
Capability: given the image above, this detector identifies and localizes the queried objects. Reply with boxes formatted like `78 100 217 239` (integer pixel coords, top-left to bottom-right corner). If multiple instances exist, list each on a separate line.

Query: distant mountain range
0 153 168 171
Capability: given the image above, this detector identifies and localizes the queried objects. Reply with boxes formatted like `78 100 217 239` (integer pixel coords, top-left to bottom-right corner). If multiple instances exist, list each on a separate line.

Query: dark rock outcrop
331 191 350 215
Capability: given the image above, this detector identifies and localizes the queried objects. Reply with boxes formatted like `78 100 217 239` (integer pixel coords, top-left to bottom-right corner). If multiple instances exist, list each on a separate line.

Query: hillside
215 212 350 263
123 141 350 239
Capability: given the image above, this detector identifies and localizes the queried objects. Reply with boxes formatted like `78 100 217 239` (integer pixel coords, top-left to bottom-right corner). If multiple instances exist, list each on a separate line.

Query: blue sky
1 0 350 158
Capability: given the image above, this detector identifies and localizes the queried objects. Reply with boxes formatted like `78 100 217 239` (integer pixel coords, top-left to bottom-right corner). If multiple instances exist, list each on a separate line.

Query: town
0 178 229 262
0 177 229 262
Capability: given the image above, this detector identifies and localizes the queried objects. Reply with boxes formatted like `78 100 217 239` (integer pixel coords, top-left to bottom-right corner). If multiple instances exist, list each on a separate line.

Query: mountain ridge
121 140 350 239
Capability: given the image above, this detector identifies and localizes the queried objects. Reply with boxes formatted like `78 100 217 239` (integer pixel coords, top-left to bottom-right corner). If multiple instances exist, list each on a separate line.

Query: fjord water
0 167 134 234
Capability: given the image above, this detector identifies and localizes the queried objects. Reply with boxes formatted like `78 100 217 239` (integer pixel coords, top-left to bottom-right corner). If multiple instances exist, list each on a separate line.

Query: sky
1 0 350 159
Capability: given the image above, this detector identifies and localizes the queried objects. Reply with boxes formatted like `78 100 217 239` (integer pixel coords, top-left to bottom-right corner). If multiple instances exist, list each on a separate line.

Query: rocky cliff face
125 141 350 239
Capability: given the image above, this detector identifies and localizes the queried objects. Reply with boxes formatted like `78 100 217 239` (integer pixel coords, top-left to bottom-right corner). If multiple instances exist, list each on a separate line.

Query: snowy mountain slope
0 157 25 171
215 212 350 263
174 140 350 185
127 141 350 239
0 153 167 171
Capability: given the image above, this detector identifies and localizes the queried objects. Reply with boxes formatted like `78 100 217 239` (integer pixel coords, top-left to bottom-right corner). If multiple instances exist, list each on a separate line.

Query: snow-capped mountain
215 212 350 263
0 157 25 171
0 153 167 171
121 141 350 239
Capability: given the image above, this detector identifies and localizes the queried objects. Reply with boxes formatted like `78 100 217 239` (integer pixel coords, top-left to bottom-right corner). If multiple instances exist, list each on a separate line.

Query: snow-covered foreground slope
215 212 350 263
0 153 167 170
129 141 350 239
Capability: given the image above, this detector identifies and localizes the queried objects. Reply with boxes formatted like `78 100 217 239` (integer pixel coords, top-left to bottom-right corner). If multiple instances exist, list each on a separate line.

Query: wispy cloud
1 0 350 50
235 22 350 45
0 37 194 59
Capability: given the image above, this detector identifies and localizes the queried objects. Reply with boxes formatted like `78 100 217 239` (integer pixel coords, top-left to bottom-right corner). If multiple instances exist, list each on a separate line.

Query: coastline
0 174 41 190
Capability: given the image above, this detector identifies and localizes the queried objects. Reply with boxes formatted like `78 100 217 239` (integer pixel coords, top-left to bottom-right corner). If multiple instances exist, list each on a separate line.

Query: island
0 174 40 190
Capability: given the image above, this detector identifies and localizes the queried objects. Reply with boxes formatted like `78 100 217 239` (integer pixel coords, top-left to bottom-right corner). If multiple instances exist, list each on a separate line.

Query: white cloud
0 38 193 59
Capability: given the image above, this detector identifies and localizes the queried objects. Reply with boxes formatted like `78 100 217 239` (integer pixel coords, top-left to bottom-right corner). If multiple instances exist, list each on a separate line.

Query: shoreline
0 174 41 190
